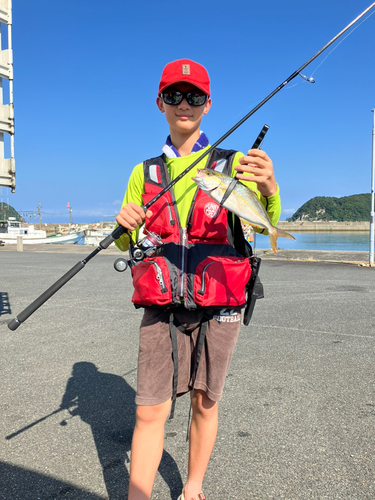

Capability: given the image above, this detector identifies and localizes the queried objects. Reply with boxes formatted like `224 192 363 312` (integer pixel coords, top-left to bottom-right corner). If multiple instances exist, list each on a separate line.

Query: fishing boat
0 218 86 244
83 224 116 245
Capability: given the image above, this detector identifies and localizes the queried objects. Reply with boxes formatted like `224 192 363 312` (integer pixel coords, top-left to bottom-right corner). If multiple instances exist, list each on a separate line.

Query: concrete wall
277 221 370 232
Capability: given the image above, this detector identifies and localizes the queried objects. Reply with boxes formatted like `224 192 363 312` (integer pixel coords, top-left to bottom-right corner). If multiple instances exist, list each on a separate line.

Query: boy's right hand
116 202 153 231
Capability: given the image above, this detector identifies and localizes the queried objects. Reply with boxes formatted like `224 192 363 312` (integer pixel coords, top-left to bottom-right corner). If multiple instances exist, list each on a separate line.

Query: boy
116 59 281 500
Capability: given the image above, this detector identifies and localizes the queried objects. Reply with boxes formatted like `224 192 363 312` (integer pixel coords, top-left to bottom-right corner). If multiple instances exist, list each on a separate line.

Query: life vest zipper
167 204 175 226
198 259 244 295
150 261 167 293
180 228 187 299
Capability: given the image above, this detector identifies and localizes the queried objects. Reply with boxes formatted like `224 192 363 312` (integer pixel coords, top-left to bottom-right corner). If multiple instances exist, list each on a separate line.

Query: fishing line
310 10 375 77
217 98 264 133
285 9 375 90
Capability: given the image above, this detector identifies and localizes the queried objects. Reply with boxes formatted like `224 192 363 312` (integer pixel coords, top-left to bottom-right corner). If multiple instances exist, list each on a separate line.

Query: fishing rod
138 2 375 212
5 406 75 440
7 3 375 332
7 125 268 331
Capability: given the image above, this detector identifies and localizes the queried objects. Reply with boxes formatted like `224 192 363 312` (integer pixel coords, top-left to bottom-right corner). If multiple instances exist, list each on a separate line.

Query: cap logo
182 64 190 75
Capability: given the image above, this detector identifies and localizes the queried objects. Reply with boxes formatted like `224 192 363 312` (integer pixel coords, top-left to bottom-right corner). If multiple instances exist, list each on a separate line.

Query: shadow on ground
0 461 104 500
0 292 11 320
3 362 183 500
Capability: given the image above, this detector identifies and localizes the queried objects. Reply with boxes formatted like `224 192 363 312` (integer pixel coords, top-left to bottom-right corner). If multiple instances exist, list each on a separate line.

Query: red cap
158 59 210 96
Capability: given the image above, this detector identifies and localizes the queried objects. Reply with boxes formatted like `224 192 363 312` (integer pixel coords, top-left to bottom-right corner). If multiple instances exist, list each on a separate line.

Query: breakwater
277 221 370 232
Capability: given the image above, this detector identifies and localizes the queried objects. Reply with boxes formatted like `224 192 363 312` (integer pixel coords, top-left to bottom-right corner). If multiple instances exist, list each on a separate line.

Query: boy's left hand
235 149 277 197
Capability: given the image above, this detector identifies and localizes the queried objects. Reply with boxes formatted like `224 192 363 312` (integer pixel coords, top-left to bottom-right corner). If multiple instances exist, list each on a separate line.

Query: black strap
219 177 239 207
244 257 264 326
186 317 209 441
169 313 178 420
168 313 209 427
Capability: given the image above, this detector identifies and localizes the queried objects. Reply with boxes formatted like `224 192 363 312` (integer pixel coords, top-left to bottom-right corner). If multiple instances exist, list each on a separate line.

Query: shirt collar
162 132 209 158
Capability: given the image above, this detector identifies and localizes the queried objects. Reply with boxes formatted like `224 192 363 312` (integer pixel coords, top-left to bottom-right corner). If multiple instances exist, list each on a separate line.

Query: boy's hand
116 202 153 231
235 149 277 197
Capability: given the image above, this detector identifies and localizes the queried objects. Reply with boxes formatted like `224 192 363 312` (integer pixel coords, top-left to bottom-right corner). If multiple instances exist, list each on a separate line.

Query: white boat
83 224 115 245
0 218 86 245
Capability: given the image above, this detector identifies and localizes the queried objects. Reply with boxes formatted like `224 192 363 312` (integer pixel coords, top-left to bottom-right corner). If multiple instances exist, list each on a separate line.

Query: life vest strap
169 313 179 420
219 177 239 207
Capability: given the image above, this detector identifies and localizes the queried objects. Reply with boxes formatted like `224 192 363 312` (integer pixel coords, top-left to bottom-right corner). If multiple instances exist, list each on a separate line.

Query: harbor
1 220 373 251
1 247 374 499
0 219 115 246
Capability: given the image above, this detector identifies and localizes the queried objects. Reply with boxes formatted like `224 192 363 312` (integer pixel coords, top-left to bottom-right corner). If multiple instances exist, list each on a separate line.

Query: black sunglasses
160 91 208 107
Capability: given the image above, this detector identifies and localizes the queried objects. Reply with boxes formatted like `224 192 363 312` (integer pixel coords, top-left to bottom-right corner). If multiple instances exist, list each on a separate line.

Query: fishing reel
113 229 163 272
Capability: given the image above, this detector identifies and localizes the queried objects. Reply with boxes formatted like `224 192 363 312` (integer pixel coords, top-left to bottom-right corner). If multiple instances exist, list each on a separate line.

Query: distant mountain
287 194 371 222
0 202 21 221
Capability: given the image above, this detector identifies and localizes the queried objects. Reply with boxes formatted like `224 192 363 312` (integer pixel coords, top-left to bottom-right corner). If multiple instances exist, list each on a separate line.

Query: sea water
80 231 371 252
254 231 371 252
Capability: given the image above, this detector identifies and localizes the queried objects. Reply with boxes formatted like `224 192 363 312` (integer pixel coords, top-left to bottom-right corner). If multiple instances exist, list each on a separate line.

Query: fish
192 168 295 254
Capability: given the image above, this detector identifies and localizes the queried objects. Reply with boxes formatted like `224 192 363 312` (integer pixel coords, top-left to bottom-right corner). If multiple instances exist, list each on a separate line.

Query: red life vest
130 149 252 310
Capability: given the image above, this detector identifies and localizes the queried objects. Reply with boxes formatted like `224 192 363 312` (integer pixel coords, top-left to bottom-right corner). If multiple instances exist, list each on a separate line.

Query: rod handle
7 261 85 331
8 318 20 331
100 225 127 249
251 124 269 150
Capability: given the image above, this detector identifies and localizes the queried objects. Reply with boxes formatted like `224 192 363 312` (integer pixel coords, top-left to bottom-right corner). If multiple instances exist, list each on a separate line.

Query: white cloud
282 208 296 215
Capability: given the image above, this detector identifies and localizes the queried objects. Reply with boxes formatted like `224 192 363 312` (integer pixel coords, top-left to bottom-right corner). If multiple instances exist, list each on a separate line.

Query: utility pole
370 110 375 266
37 201 42 230
67 202 72 227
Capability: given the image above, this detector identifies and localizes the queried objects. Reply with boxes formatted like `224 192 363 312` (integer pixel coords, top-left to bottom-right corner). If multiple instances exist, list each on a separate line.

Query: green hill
0 202 21 222
287 194 371 222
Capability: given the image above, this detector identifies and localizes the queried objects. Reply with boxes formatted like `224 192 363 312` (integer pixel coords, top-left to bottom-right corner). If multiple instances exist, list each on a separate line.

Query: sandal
177 493 206 500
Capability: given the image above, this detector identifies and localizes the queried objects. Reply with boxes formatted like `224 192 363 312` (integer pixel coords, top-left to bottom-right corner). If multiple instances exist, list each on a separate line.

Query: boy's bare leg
128 399 171 500
184 389 218 499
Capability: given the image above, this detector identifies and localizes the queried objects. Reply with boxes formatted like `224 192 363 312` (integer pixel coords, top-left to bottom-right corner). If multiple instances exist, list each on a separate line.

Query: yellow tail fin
269 227 295 254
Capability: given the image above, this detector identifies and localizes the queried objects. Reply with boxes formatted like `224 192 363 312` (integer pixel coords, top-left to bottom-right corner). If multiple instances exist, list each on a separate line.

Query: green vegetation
287 194 371 222
0 202 21 222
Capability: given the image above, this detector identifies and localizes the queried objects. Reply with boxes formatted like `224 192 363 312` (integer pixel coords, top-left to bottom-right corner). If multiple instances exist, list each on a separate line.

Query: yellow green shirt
115 147 281 251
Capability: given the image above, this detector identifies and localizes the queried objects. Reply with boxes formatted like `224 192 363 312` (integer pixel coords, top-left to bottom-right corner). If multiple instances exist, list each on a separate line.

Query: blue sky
1 0 375 224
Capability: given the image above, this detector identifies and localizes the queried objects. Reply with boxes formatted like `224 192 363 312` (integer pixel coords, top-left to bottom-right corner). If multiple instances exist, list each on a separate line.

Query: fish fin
240 218 254 232
269 227 295 255
237 217 264 231
269 228 278 254
275 227 295 240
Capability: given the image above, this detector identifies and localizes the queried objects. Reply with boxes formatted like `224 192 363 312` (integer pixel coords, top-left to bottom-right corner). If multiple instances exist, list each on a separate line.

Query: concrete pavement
0 247 374 499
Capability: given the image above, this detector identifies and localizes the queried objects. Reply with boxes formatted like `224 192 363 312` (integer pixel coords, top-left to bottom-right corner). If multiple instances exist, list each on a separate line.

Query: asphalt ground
0 242 372 266
0 245 374 499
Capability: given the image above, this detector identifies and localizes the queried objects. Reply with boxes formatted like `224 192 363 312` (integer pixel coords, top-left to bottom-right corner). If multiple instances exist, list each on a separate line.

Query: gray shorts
135 307 241 406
